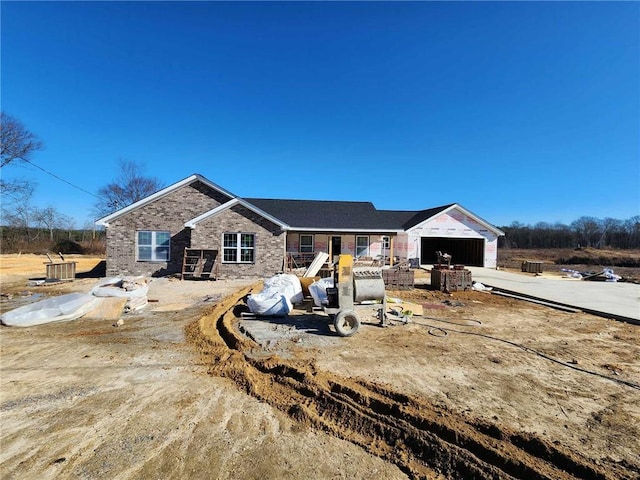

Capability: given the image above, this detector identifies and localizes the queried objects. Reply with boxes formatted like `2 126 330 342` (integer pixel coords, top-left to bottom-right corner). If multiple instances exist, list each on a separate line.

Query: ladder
181 248 218 280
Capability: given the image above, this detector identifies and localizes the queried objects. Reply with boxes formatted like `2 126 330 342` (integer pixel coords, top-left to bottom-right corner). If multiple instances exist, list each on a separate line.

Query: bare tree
0 180 36 239
34 206 73 241
0 177 34 200
0 112 44 168
571 216 602 248
93 159 164 218
1 113 43 219
624 216 640 249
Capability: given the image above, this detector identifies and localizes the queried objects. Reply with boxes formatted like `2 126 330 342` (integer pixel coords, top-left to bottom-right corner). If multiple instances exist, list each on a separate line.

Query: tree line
498 216 640 250
0 226 106 255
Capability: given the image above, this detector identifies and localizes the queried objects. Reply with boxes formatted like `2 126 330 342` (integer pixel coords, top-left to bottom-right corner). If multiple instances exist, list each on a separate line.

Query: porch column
283 231 288 272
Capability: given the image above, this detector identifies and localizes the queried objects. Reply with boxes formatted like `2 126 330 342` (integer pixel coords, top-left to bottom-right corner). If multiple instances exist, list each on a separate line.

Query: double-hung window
356 235 369 258
299 234 314 253
223 233 255 263
137 231 170 262
382 236 390 250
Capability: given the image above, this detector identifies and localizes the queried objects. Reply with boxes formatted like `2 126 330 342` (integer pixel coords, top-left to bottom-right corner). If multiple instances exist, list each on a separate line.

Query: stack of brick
430 266 472 292
382 269 414 290
521 261 544 273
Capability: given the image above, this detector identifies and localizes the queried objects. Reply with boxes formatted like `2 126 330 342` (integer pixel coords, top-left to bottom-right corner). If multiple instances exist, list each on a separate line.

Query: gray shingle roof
243 198 454 230
395 205 456 229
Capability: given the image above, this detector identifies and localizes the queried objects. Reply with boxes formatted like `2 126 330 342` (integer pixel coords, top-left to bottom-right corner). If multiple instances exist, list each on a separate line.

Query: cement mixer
323 254 387 337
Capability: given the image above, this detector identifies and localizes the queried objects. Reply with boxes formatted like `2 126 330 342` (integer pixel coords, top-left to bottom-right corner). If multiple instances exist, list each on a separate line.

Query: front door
331 236 342 262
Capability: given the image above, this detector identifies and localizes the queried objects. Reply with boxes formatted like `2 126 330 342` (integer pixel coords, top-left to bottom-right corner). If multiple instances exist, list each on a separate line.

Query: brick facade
102 175 503 277
191 204 285 279
104 181 231 277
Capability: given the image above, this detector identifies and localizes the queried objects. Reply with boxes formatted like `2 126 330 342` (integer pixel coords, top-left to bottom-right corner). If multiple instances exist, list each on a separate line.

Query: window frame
355 235 369 258
136 230 171 262
299 234 314 253
381 236 390 250
222 232 255 264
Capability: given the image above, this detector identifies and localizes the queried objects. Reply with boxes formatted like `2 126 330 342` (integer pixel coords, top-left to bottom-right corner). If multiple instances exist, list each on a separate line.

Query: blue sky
1 1 638 228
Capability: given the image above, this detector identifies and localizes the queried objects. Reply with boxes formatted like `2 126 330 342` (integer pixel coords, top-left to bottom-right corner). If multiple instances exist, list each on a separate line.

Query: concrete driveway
467 267 640 323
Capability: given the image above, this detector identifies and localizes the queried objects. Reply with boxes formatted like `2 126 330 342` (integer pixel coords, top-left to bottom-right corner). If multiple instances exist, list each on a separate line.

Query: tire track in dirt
185 285 634 480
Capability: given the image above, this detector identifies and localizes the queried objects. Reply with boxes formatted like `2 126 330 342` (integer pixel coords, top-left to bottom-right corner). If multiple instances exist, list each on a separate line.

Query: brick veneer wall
104 181 231 277
191 204 285 279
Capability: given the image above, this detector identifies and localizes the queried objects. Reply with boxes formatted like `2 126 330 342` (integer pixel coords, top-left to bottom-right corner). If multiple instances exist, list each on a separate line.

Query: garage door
420 237 484 267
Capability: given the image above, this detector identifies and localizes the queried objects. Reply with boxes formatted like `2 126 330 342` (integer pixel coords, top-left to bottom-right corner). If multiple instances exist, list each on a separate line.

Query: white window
137 231 170 262
223 233 255 263
299 234 314 253
356 235 369 257
382 236 390 249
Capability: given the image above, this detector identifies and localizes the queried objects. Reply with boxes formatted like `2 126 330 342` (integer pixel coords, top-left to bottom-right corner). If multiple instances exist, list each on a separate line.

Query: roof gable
185 198 288 229
375 204 454 230
95 174 236 225
400 204 455 229
405 203 505 236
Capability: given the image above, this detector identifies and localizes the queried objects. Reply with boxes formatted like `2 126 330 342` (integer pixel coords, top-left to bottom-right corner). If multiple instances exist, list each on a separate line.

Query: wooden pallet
181 248 219 280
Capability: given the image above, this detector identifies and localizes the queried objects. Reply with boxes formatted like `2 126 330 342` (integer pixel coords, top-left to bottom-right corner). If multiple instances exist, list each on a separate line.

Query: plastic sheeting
472 281 492 292
602 269 622 282
308 277 335 307
263 274 303 304
0 293 99 327
91 277 149 298
91 277 149 311
246 274 303 316
246 292 293 316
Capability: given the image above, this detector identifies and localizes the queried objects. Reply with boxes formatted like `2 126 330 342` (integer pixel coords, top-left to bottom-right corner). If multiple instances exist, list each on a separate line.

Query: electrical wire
411 316 640 391
20 158 104 199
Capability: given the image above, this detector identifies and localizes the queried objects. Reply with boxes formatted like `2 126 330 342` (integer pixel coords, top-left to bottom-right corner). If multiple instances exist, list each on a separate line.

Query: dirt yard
1 254 639 479
497 247 640 283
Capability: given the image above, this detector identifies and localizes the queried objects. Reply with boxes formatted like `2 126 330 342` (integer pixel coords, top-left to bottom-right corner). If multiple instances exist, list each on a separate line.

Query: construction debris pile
1 276 150 327
561 268 622 282
91 276 150 311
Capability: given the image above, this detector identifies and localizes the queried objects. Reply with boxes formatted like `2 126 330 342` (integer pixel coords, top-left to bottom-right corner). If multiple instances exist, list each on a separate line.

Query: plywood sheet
83 297 127 320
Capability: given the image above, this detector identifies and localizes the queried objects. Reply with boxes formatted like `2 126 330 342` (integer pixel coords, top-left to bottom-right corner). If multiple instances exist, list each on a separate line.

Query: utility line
20 158 104 200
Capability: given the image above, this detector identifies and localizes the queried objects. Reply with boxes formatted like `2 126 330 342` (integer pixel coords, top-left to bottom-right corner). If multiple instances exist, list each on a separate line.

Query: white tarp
246 274 303 316
308 277 335 307
0 293 99 327
1 276 153 327
246 291 293 316
263 274 303 304
90 276 149 311
91 277 149 298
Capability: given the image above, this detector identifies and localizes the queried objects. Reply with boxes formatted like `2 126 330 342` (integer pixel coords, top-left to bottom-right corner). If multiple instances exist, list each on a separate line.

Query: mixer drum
352 267 386 303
